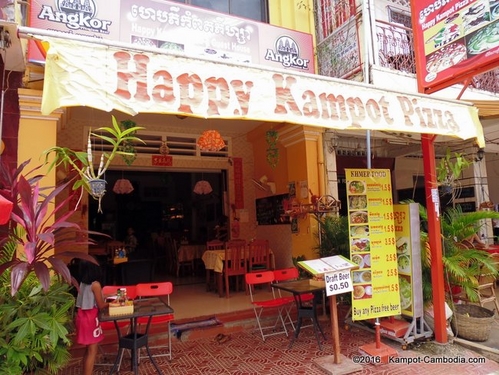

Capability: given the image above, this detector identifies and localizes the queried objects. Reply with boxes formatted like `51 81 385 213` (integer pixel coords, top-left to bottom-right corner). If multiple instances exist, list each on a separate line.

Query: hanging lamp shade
113 179 134 194
0 194 13 224
193 180 213 195
197 130 225 151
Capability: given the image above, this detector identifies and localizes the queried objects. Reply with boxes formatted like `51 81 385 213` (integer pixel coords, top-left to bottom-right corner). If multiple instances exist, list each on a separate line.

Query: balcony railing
376 21 415 74
375 20 499 95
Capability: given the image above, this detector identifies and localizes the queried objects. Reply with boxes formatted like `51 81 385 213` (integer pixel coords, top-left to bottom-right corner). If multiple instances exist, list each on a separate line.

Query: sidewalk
62 307 499 375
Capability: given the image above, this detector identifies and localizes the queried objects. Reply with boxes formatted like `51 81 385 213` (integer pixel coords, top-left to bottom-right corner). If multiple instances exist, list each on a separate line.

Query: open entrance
88 169 227 259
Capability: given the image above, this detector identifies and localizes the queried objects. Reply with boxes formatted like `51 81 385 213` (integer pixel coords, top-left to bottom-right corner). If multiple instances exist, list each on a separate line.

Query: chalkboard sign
256 194 291 225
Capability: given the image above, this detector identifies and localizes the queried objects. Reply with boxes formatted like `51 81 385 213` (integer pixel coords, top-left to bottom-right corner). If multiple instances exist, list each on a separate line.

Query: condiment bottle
120 288 127 306
116 289 122 304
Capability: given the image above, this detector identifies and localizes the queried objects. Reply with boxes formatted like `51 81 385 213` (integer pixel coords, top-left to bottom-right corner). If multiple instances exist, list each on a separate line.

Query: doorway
88 170 226 252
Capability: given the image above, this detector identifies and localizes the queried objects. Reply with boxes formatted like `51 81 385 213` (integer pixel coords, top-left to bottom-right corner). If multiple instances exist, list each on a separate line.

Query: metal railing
375 20 499 95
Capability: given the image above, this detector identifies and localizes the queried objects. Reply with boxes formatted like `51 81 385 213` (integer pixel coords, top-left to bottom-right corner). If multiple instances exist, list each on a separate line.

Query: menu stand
298 256 363 374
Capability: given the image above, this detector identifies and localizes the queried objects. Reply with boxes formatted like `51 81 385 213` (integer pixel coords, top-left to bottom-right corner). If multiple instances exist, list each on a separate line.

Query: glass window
170 0 268 22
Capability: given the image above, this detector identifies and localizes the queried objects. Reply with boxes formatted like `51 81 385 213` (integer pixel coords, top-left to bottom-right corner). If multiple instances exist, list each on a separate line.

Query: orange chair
136 282 174 361
223 239 247 298
245 271 289 341
248 239 271 273
273 268 314 330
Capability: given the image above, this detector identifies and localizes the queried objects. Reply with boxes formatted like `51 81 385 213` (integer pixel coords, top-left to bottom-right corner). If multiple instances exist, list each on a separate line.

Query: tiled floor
62 281 499 374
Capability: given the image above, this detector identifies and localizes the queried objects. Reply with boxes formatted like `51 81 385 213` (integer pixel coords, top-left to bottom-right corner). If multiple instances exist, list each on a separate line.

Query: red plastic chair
245 271 289 341
273 268 314 330
136 282 174 361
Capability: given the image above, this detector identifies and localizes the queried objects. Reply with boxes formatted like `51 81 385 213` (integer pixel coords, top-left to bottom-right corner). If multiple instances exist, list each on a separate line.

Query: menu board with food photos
346 169 401 321
394 203 424 318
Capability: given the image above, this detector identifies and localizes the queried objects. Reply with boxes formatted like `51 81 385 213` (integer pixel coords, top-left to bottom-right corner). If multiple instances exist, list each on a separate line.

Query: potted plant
418 204 499 304
313 214 350 259
436 148 472 196
0 160 100 374
43 115 144 211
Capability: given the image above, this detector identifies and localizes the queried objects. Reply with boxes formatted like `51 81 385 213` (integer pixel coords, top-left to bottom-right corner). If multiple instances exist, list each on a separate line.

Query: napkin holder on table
108 301 134 316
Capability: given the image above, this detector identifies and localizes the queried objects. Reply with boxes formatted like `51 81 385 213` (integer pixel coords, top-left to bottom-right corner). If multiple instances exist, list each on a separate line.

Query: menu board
412 0 499 93
394 203 424 319
346 169 401 321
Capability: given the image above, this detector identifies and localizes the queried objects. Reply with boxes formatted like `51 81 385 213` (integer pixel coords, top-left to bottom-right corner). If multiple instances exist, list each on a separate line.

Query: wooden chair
136 282 174 361
166 235 194 277
248 239 271 273
206 240 225 292
223 239 247 298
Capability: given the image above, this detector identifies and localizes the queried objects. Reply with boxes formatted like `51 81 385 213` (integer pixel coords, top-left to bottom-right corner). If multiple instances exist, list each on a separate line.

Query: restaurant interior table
202 248 275 297
271 279 326 349
177 243 206 263
100 296 174 375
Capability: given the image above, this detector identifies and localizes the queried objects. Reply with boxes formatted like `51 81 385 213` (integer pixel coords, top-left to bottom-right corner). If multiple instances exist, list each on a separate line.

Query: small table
271 279 326 349
100 297 174 375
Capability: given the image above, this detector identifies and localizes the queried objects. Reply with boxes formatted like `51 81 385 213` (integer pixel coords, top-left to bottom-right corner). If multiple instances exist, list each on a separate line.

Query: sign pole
329 295 341 364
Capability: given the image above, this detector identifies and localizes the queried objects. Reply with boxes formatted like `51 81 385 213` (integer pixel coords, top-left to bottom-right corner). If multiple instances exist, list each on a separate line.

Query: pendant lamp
113 178 134 194
197 130 225 151
193 180 213 195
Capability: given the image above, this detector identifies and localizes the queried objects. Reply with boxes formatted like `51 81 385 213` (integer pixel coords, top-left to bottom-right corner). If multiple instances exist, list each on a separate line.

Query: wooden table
177 244 206 263
271 279 326 349
202 249 275 296
100 297 174 375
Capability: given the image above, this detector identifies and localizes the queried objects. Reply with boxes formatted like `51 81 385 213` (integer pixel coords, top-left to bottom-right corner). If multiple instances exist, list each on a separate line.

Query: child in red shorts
75 260 108 375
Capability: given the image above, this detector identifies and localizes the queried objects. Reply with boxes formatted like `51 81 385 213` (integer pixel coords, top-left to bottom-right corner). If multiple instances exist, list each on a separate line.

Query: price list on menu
345 169 401 321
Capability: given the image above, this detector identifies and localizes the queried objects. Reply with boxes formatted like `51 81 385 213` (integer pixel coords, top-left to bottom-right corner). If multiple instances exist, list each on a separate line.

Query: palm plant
313 215 350 259
419 204 499 304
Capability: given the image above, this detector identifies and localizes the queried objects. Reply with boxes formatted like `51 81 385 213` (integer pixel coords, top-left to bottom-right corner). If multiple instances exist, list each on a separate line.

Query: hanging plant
266 129 279 168
44 115 145 212
436 149 472 188
119 119 138 165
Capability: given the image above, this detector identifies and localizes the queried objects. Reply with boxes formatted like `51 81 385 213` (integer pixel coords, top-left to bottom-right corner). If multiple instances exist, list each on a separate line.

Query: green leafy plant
313 215 350 259
436 148 472 187
43 115 144 194
0 160 97 295
419 204 499 304
265 129 279 168
0 160 101 374
0 237 75 374
119 119 139 166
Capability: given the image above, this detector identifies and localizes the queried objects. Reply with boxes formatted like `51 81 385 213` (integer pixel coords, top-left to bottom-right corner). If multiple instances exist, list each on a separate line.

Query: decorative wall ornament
266 129 279 168
197 130 226 151
159 140 170 155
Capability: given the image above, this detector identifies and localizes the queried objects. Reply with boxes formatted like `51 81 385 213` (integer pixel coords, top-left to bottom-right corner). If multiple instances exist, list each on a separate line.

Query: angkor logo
38 0 112 33
264 36 310 70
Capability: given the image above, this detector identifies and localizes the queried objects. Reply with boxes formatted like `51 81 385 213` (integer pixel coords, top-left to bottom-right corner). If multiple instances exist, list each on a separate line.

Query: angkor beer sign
411 0 499 94
29 0 314 73
40 37 484 146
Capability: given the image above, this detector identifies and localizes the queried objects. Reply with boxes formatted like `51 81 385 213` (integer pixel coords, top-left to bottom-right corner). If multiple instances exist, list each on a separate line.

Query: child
75 260 107 375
